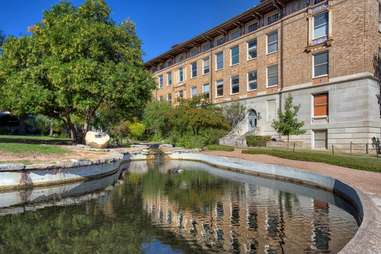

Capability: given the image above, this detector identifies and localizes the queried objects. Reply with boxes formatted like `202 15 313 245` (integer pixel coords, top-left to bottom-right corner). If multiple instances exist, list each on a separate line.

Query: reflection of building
143 180 354 253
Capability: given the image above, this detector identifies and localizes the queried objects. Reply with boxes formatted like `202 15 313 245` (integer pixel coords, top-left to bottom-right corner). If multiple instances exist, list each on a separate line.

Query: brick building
145 0 381 149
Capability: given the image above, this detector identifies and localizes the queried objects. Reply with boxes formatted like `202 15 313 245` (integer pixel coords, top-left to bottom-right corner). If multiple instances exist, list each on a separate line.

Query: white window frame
266 64 279 88
229 28 241 40
215 51 224 71
312 11 329 41
266 31 278 55
214 35 225 47
167 71 172 86
202 57 210 75
202 83 210 97
178 66 185 83
158 75 164 89
191 61 198 78
312 51 329 78
230 75 240 95
215 79 224 98
247 39 257 60
190 86 197 98
247 70 257 91
230 46 240 66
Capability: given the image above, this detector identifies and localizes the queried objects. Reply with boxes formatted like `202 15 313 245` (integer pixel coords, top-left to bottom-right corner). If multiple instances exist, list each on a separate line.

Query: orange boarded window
314 93 328 117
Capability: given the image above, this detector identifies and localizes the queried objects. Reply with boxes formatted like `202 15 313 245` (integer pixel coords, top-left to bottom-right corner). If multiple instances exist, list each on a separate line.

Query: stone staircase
219 123 256 148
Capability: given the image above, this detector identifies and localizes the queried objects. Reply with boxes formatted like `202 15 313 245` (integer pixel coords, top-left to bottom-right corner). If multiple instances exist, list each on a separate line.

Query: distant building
145 0 381 150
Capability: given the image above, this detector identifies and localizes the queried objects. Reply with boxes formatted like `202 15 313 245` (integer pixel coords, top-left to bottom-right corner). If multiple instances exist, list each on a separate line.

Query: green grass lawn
0 143 68 155
0 135 71 141
206 144 235 152
242 148 381 173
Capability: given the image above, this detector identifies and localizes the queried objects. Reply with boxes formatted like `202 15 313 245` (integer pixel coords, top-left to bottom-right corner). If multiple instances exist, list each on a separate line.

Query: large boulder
85 131 110 149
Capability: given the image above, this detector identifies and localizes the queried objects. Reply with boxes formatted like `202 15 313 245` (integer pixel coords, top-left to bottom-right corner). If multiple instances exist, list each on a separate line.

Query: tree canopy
0 0 155 143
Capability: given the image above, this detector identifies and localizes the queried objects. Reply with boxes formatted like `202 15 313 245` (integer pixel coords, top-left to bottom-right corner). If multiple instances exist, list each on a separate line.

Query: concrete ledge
166 152 381 254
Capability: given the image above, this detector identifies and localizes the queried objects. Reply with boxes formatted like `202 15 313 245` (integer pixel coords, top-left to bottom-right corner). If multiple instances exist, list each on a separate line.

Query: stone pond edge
0 148 379 253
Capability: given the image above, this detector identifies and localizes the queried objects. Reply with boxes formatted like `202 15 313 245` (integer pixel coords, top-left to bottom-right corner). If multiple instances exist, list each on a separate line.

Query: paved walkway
203 150 381 209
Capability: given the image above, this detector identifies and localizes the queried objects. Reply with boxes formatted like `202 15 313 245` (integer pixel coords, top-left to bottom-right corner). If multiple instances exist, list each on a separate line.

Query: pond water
0 159 358 254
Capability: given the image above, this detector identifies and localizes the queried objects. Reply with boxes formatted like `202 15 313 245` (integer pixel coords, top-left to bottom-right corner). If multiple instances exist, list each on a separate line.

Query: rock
85 131 110 149
0 163 25 172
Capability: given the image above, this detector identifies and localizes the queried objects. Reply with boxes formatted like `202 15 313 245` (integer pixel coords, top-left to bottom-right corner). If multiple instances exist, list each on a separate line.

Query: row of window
157 11 329 88
159 51 329 94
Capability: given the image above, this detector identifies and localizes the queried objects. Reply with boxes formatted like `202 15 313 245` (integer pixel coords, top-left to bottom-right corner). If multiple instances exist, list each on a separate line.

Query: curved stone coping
0 151 149 191
166 152 381 254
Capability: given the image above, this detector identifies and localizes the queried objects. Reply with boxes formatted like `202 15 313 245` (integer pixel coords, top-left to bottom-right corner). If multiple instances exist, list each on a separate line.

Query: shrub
206 144 234 152
128 122 145 140
246 135 271 147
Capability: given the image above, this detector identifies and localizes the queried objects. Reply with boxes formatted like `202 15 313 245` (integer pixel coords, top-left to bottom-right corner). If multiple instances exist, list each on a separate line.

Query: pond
0 159 358 254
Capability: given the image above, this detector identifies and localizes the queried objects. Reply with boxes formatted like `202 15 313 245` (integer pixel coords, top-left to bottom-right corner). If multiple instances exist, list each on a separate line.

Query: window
191 62 197 78
201 41 211 52
266 100 277 122
167 72 172 86
229 29 241 40
231 75 240 94
247 21 258 33
178 67 184 83
216 52 224 70
215 35 225 46
247 71 257 91
267 31 278 54
247 39 257 60
313 93 329 117
190 47 199 57
267 65 278 87
203 57 210 74
191 86 197 97
216 80 224 97
267 13 280 25
158 75 164 89
167 93 172 104
313 52 329 78
314 130 328 149
178 90 184 99
159 96 164 101
203 83 210 98
313 12 328 41
175 53 186 63
231 46 240 65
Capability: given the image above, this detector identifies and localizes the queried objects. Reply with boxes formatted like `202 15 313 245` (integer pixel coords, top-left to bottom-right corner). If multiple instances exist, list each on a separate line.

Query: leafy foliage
272 95 305 142
222 102 246 128
206 144 235 151
246 135 272 147
143 96 230 148
128 121 145 140
0 0 155 144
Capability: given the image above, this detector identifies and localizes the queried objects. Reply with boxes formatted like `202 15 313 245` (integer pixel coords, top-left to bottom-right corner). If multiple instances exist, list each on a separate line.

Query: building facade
145 0 381 150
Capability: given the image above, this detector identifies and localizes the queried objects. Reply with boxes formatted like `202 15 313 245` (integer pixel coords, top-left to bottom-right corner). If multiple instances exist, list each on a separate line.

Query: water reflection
0 160 358 254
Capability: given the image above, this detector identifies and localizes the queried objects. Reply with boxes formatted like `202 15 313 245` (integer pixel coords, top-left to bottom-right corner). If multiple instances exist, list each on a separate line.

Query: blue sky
0 0 258 61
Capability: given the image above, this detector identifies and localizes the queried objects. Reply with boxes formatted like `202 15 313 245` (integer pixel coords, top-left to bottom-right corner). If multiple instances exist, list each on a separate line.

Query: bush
246 135 271 147
128 122 145 140
206 144 234 151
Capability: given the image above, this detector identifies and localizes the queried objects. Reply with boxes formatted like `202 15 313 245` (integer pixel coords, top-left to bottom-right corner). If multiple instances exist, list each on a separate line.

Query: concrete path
203 150 381 210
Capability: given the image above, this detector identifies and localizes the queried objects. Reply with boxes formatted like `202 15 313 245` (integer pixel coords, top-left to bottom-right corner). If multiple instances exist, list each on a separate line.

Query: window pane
231 46 239 65
217 80 224 96
247 22 258 33
314 93 329 116
231 76 240 94
248 40 257 59
267 65 278 87
191 86 197 97
314 12 328 39
191 62 197 77
203 58 210 74
203 83 210 98
248 71 257 90
216 52 224 70
267 32 278 53
167 72 172 85
314 52 329 77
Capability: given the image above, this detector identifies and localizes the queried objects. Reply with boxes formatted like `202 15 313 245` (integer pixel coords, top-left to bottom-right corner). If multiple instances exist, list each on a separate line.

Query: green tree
222 102 246 128
0 0 155 143
272 95 305 143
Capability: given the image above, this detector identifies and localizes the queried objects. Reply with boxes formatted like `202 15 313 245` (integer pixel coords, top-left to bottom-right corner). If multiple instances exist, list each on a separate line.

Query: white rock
85 131 110 149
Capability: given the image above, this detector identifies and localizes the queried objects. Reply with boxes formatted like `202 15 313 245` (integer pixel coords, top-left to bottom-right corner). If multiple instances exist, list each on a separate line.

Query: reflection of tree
0 178 199 254
139 169 235 210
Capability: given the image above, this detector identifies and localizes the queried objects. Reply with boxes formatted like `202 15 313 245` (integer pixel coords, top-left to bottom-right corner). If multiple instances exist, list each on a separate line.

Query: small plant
246 135 271 147
128 122 145 141
272 95 306 143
